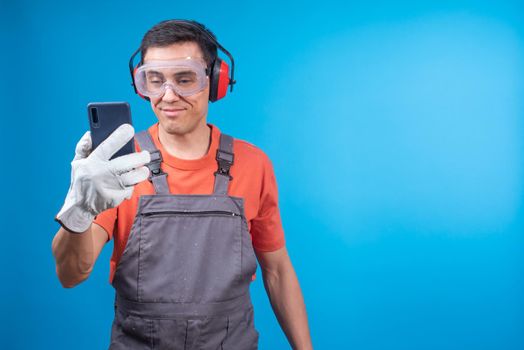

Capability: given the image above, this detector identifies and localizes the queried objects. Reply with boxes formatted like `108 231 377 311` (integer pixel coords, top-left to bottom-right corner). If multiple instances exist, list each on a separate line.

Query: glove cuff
55 205 94 234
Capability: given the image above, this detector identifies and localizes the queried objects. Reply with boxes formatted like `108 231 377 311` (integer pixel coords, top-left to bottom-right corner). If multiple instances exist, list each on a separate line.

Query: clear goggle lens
134 58 208 98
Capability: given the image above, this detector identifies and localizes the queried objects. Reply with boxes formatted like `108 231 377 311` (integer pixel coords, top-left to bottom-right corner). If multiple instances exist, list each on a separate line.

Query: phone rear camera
90 107 99 125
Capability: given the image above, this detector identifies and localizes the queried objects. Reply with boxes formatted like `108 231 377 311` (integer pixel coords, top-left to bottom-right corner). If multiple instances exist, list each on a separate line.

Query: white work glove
55 124 151 233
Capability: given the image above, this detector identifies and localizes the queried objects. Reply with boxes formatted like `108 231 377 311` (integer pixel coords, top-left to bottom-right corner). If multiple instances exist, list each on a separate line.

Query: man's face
143 42 210 136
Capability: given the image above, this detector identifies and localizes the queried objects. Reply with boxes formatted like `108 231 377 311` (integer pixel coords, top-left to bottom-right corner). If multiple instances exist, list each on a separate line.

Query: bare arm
256 246 313 350
51 223 109 288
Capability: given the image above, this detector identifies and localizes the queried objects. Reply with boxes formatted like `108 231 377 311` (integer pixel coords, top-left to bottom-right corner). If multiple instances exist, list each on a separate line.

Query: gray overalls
109 130 259 349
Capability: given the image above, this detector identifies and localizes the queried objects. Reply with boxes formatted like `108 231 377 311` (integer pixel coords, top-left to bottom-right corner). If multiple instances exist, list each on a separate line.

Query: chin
155 107 207 134
160 120 183 135
159 118 198 136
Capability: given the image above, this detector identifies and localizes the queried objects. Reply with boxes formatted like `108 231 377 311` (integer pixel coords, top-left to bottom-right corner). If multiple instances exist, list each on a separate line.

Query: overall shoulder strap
134 131 170 195
213 133 234 195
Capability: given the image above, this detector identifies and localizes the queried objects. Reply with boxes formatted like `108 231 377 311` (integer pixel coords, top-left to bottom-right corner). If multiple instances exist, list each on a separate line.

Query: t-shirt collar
147 122 221 170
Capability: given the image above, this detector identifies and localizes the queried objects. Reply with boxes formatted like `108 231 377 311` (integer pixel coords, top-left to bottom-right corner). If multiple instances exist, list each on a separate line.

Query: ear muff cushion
209 58 221 102
209 58 230 102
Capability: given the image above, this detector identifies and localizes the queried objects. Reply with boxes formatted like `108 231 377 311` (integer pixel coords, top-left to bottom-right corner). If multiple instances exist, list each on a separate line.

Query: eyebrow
146 70 196 77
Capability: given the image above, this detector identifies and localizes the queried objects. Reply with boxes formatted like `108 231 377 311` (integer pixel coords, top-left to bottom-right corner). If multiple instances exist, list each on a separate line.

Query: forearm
51 225 95 288
262 262 313 350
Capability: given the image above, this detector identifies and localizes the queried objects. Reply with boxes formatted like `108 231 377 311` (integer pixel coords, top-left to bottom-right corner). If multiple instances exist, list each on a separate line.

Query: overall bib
108 130 259 350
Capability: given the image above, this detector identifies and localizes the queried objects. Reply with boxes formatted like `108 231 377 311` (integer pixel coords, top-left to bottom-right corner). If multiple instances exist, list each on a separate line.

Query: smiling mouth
161 107 185 112
160 107 186 117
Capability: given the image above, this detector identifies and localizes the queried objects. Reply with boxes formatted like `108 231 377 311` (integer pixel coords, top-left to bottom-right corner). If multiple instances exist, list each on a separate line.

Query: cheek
187 89 209 112
150 98 162 111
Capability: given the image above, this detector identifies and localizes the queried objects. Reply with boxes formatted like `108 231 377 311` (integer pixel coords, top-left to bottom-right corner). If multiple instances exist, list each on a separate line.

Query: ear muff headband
128 20 236 102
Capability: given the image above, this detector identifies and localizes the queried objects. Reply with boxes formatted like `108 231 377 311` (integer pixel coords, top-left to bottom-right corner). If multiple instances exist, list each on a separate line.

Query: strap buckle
147 149 165 177
215 149 234 180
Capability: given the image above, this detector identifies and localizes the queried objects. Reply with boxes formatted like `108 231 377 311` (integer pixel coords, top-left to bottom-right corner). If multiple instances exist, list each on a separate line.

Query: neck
157 121 212 160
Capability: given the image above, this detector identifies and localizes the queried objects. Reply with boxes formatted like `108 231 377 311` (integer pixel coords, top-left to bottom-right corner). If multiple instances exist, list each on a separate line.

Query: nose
161 85 181 103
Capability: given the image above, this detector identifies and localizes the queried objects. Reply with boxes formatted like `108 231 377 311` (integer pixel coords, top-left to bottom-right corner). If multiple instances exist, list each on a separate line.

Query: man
52 19 312 349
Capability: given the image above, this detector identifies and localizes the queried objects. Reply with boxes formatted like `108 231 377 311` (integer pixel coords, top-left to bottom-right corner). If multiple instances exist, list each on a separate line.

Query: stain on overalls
108 130 259 349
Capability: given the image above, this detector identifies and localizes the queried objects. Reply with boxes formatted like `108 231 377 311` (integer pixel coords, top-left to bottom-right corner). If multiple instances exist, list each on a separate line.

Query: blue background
1 0 523 349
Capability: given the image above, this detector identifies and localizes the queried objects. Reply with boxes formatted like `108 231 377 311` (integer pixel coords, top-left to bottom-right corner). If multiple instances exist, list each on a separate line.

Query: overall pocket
138 210 243 303
109 309 154 350
221 307 259 350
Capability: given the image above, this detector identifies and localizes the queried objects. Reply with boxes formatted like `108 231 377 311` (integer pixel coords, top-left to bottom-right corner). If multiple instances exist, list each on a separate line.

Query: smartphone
87 102 135 160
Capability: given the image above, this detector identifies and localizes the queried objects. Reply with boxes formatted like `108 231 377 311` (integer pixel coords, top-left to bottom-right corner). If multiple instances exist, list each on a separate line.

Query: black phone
87 102 135 160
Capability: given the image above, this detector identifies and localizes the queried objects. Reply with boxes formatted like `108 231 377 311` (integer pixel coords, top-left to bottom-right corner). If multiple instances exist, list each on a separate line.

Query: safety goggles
133 58 209 98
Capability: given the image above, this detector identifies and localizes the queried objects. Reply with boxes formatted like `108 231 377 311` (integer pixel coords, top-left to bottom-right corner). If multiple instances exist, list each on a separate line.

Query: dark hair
139 19 218 69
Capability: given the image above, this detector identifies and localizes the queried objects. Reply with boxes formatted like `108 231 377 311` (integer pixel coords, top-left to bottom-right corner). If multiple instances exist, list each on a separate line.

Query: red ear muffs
209 58 230 102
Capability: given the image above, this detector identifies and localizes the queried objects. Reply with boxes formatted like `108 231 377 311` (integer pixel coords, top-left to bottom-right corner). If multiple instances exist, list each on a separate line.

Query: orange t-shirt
94 122 286 284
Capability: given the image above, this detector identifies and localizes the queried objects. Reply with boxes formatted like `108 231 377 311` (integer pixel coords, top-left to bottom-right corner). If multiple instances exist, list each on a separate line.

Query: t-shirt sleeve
93 207 117 242
250 153 286 252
